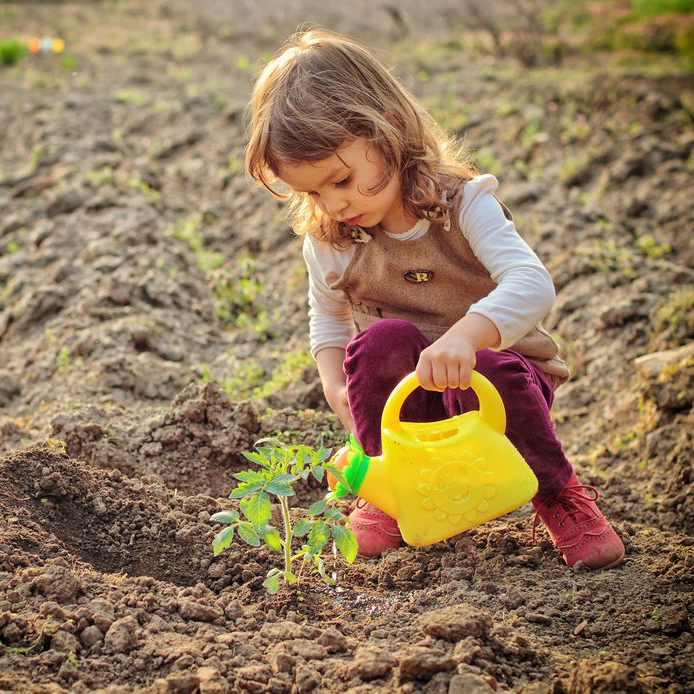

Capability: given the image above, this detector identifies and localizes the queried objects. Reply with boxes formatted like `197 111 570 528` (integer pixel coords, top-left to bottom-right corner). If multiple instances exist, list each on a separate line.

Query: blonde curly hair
245 28 478 247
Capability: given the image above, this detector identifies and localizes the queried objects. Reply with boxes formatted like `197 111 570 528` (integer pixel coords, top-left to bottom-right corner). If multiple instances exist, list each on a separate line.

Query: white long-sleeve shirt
302 174 556 358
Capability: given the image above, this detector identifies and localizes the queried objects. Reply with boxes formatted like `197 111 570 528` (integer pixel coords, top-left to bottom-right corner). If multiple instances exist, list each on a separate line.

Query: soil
1 1 693 692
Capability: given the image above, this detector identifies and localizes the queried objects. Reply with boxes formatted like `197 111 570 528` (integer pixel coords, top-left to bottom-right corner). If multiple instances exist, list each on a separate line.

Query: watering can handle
381 371 506 436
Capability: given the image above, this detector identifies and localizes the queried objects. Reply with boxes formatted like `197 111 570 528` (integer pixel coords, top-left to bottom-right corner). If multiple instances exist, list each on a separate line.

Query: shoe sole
573 551 625 571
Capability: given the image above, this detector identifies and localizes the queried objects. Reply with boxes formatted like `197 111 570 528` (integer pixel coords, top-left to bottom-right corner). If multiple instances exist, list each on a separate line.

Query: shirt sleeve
459 175 556 350
302 235 356 358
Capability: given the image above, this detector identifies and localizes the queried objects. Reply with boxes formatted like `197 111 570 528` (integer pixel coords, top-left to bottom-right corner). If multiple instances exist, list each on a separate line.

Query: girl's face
277 138 415 233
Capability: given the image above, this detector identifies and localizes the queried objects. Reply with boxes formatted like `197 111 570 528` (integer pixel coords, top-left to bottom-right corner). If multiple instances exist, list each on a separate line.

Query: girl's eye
305 175 350 196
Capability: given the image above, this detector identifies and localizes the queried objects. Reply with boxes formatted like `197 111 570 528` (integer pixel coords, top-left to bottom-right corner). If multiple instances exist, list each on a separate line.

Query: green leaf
242 491 272 526
229 481 265 498
263 572 281 594
265 481 295 497
283 571 298 584
210 510 239 524
314 554 334 585
326 465 352 492
242 451 266 466
254 436 283 449
262 525 282 551
212 525 235 556
237 522 260 547
311 466 325 483
254 448 279 470
255 446 275 461
308 499 327 516
295 448 310 467
273 473 299 484
233 470 266 483
324 507 344 522
315 448 332 463
332 525 358 564
307 521 330 553
294 518 311 537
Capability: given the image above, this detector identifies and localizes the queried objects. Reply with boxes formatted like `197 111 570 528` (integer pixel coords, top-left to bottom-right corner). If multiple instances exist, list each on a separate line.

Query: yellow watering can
327 371 538 547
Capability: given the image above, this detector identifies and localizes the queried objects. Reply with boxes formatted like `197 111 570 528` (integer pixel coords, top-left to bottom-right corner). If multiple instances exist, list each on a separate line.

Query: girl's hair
245 28 478 247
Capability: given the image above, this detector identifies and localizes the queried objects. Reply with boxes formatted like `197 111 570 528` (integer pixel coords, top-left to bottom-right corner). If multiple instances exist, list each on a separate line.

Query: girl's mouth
344 215 362 225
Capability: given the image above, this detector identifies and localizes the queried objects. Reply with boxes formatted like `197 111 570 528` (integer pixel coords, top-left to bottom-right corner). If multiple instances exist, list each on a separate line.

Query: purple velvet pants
343 319 573 501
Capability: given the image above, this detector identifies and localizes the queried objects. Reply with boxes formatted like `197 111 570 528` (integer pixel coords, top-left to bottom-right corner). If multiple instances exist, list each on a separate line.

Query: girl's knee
474 349 535 394
471 349 553 414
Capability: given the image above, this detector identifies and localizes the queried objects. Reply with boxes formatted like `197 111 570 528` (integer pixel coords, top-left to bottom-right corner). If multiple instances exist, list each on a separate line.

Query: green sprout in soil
1 615 58 655
126 178 161 203
211 438 357 594
636 233 672 259
1 240 19 255
651 287 694 347
211 257 263 324
253 351 314 399
205 351 314 402
45 438 67 454
167 215 225 274
56 346 84 376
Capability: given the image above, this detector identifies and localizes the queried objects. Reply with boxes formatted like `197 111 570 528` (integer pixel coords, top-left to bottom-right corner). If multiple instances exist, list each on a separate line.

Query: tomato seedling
211 437 357 594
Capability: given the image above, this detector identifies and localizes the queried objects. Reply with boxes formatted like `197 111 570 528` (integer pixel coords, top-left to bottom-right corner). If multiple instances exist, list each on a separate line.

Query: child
245 29 624 570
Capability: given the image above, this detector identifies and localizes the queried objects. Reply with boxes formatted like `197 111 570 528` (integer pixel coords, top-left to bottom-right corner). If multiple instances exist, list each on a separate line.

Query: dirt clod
419 604 493 641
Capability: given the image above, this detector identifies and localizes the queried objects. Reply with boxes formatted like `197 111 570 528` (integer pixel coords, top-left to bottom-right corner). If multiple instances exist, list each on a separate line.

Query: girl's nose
324 193 348 219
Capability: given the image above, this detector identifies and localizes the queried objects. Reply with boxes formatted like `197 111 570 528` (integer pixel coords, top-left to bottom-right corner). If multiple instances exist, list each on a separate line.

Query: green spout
326 435 371 500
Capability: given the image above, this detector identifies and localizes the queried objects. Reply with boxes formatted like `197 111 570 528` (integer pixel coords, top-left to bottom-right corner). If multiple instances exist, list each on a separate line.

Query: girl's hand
415 333 477 391
325 382 356 434
415 313 501 392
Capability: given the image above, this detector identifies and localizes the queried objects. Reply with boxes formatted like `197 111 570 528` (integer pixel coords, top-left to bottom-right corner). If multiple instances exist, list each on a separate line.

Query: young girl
245 29 624 570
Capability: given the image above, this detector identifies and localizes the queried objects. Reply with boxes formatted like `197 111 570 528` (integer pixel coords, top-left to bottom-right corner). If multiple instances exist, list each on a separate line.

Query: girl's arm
417 175 554 391
303 236 356 432
458 175 556 349
315 347 355 433
303 235 355 355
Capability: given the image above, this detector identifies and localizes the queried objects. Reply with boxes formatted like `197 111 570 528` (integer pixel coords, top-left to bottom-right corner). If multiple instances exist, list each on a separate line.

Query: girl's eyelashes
305 175 351 197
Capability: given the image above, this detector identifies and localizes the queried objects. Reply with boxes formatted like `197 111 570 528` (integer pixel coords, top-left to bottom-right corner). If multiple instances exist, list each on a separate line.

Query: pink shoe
349 499 403 557
532 473 625 570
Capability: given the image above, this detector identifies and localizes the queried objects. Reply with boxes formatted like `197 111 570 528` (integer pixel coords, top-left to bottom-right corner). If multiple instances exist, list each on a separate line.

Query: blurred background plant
0 38 27 66
588 0 694 60
454 0 694 67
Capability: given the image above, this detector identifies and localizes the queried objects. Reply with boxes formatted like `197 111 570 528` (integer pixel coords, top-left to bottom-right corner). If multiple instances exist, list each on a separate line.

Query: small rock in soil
418 604 493 641
349 645 397 680
397 646 457 681
104 615 140 653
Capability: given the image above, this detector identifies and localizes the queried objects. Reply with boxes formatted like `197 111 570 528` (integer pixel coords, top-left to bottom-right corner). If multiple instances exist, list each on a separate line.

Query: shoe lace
532 483 600 545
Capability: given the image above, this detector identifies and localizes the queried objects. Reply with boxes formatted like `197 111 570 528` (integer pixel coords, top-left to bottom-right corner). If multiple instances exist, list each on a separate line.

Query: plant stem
280 496 293 574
